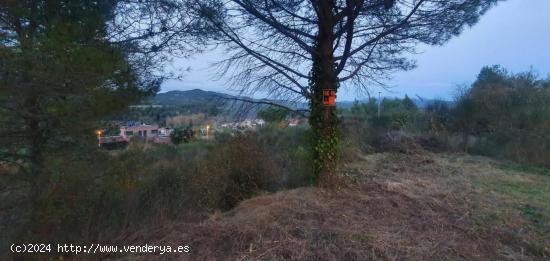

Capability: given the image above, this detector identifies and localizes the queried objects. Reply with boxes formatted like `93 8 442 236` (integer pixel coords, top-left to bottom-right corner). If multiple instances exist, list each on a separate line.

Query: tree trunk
24 90 46 204
309 0 339 187
20 37 46 203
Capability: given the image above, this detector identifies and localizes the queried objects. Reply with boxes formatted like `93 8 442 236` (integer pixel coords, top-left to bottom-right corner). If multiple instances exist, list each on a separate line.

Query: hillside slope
151 89 231 106
116 153 550 260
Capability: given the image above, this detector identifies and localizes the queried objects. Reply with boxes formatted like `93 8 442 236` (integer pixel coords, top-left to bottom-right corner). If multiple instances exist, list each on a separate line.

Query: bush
256 125 316 187
378 131 424 154
257 106 288 123
443 66 550 166
203 134 281 209
2 128 318 250
341 96 423 154
171 125 195 144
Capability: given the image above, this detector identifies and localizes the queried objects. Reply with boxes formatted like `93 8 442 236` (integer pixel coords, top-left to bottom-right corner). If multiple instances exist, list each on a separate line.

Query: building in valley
98 122 173 149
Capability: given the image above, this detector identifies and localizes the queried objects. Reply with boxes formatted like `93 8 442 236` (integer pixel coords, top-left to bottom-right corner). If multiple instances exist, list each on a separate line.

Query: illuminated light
96 130 103 147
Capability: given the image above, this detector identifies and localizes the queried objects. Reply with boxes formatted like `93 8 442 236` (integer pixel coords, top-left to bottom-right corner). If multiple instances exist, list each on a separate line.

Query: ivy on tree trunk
309 0 340 187
309 71 340 187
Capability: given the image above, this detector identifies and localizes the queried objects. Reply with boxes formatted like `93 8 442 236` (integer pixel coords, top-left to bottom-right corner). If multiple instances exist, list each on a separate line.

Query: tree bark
309 0 339 187
18 24 46 203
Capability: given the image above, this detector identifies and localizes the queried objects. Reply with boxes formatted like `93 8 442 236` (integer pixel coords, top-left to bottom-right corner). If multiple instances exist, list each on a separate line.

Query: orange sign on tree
322 89 336 107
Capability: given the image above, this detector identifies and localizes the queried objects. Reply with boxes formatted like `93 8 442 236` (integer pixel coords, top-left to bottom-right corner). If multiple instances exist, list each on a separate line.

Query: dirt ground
115 152 550 260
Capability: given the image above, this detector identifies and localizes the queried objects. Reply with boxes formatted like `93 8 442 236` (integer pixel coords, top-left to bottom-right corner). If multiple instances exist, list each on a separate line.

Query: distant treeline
341 65 550 167
109 103 223 126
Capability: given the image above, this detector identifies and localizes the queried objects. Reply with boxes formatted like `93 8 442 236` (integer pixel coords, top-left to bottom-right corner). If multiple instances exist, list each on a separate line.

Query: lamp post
96 130 102 147
377 92 381 117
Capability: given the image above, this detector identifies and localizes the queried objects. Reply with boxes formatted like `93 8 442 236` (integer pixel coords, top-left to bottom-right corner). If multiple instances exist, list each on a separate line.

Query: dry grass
114 152 550 260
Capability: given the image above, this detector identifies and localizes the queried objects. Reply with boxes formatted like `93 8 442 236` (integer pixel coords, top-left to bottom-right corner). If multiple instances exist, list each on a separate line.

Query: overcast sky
161 0 550 101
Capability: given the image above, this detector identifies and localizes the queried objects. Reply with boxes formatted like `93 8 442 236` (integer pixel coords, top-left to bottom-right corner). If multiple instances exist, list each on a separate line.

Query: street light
96 130 103 147
377 92 382 117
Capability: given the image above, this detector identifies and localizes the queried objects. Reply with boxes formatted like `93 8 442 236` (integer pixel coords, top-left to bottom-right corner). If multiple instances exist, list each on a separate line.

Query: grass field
118 152 550 260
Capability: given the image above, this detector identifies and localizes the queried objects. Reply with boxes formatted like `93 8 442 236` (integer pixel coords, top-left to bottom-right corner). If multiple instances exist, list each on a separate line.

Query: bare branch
219 95 309 117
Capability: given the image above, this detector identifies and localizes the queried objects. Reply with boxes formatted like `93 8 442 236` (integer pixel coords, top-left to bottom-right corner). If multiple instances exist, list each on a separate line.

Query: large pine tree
190 0 501 184
0 0 159 198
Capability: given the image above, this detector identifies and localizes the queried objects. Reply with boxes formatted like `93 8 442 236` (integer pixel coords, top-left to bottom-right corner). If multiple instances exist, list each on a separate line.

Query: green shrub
3 129 319 249
256 125 316 187
171 125 195 144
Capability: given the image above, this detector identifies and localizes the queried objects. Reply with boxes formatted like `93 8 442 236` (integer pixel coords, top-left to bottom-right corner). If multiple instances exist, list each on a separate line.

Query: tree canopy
0 0 199 197
258 106 289 123
188 0 500 182
191 0 500 102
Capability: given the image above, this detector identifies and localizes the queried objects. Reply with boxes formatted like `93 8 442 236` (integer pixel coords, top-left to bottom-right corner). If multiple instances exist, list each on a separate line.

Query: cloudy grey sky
161 0 550 101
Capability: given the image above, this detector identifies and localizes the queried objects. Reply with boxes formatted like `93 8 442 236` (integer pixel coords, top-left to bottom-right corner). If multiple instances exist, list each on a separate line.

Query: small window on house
125 131 133 136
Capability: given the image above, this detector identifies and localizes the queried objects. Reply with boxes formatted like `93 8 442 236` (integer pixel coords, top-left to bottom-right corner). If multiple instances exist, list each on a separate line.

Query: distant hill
147 89 232 106
144 89 306 118
141 89 451 118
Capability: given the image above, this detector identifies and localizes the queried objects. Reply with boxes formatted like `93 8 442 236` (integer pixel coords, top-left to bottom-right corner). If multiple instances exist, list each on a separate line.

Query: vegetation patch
118 152 550 260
